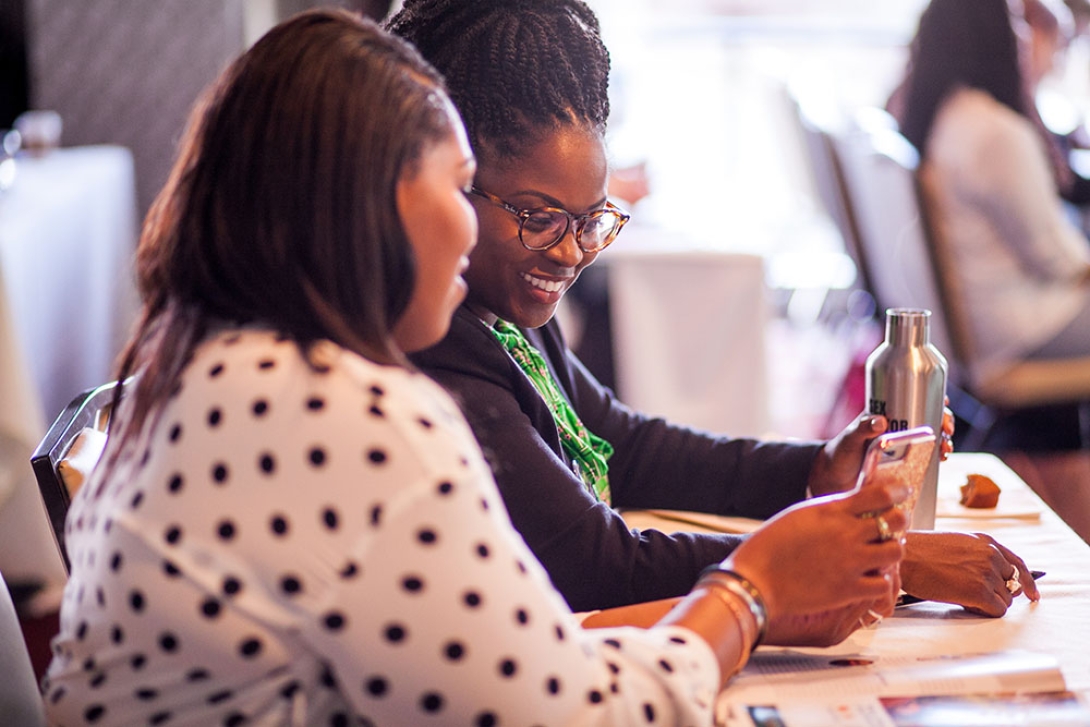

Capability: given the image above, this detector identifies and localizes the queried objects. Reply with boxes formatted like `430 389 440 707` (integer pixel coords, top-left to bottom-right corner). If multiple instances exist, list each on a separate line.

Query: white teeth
521 273 564 293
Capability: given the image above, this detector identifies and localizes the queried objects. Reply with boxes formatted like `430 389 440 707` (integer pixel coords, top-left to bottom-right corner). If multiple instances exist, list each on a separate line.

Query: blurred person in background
897 0 1090 380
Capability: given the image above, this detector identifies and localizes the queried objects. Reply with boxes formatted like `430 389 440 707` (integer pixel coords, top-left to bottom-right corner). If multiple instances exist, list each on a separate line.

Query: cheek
463 242 498 293
575 250 600 273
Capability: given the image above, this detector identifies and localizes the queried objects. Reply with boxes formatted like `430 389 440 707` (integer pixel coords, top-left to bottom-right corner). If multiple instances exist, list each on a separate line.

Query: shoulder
95 327 489 536
159 328 472 467
183 328 444 413
927 87 1049 193
931 88 1038 159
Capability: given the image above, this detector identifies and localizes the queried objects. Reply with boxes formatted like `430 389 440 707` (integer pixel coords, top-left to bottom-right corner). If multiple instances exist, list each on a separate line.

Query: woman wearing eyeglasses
41 10 917 725
392 0 1038 621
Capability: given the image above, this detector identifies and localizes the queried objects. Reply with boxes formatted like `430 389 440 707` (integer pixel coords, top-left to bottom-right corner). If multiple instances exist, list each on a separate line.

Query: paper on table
734 690 1090 727
619 509 763 535
720 649 1066 707
935 497 1042 520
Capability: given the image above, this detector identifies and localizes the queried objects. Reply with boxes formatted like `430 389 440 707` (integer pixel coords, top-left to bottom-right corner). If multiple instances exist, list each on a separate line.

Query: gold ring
1006 571 1021 594
875 514 893 542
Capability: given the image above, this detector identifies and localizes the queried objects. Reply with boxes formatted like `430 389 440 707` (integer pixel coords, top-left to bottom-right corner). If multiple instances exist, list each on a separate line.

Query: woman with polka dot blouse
44 9 909 726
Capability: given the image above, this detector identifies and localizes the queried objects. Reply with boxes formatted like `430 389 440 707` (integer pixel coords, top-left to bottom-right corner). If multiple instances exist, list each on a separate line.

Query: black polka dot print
42 330 718 726
201 599 222 618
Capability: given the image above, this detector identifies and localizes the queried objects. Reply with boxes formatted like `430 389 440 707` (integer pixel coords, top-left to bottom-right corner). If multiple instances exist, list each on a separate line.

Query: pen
897 570 1046 607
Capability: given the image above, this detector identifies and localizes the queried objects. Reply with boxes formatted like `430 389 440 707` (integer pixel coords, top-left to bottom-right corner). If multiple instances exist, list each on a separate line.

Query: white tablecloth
716 453 1090 716
0 145 139 420
604 229 771 438
0 144 139 590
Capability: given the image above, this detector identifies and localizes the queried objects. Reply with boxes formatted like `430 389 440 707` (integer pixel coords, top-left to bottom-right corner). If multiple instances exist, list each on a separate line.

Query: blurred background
3 0 1090 556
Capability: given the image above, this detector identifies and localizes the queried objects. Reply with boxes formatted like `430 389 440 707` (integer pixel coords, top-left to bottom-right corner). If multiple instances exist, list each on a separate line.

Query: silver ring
875 514 893 542
1006 571 1021 594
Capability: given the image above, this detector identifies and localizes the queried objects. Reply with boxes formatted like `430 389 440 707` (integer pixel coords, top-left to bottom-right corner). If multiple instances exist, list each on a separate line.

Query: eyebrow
508 188 608 213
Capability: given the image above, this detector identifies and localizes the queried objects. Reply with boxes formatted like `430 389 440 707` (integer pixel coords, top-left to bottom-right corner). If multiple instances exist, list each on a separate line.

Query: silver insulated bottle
865 308 948 529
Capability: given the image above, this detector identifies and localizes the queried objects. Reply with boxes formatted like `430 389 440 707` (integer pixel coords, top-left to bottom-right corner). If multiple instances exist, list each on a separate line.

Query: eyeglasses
468 186 630 253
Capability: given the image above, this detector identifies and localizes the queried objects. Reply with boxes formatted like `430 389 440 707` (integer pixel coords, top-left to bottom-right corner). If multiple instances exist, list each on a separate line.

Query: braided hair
386 0 611 160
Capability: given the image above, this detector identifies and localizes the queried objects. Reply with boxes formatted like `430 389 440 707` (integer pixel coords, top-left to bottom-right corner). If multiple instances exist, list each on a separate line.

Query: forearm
656 585 758 689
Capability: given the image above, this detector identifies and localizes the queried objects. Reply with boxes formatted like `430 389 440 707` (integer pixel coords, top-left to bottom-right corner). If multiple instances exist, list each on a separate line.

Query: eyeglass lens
521 209 623 251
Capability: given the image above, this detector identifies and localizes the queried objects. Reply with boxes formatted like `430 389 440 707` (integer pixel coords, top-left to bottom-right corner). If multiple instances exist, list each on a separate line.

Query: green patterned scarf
491 319 613 503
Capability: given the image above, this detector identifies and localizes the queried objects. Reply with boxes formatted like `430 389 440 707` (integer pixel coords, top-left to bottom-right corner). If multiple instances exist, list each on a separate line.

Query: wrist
806 441 837 497
691 584 755 681
899 530 923 589
697 565 768 648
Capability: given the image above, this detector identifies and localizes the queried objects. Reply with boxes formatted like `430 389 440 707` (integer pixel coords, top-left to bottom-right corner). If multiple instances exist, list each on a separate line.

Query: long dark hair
898 0 1070 189
898 0 1031 151
111 9 451 455
385 0 611 161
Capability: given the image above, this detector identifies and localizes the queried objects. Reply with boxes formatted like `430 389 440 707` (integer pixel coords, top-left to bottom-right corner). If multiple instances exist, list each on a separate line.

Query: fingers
851 563 906 602
978 533 1041 603
864 509 909 544
940 406 956 460
845 479 911 517
993 540 1040 602
1020 567 1041 602
939 429 954 460
807 413 888 497
864 414 888 436
766 589 902 647
942 406 955 436
874 512 894 543
970 575 1014 617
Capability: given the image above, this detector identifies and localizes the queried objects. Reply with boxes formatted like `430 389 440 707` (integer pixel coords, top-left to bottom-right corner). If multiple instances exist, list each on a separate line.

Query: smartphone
858 426 937 516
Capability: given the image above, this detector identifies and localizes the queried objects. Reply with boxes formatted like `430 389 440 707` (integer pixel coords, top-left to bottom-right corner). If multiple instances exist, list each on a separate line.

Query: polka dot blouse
44 329 719 726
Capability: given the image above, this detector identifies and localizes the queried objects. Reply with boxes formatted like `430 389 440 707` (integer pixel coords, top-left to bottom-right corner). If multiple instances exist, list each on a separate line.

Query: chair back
0 569 46 726
830 111 1090 446
782 85 873 300
30 380 123 573
830 109 960 379
914 162 984 381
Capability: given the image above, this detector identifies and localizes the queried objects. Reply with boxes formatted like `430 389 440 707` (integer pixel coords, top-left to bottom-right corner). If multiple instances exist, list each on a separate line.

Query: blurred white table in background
603 225 772 438
0 144 139 591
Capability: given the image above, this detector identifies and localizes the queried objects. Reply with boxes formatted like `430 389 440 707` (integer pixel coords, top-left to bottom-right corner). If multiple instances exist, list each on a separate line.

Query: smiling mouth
520 272 565 294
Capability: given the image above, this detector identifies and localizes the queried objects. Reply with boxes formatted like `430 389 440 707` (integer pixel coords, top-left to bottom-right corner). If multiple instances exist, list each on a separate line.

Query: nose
542 226 588 268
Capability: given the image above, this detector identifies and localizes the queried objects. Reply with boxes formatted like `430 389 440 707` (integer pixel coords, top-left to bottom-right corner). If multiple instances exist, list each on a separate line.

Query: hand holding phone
858 426 937 526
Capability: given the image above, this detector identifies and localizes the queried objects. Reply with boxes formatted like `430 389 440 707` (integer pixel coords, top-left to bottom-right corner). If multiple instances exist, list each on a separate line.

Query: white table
718 453 1090 717
0 144 139 591
601 225 772 438
0 145 140 421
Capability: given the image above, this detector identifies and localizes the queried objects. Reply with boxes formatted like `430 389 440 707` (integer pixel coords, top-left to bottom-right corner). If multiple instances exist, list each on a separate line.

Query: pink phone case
860 426 936 514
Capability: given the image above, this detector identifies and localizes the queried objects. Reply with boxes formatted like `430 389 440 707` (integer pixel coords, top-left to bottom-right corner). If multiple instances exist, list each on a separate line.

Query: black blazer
412 305 821 611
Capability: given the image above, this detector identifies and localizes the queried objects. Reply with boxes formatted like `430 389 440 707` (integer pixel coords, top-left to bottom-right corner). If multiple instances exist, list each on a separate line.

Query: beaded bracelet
697 566 768 648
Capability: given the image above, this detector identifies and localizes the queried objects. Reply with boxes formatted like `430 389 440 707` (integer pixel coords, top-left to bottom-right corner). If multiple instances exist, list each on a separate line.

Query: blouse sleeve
285 369 722 725
416 314 753 611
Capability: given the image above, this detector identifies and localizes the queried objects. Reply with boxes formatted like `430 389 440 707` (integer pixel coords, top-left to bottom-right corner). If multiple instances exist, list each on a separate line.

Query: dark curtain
0 0 28 129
